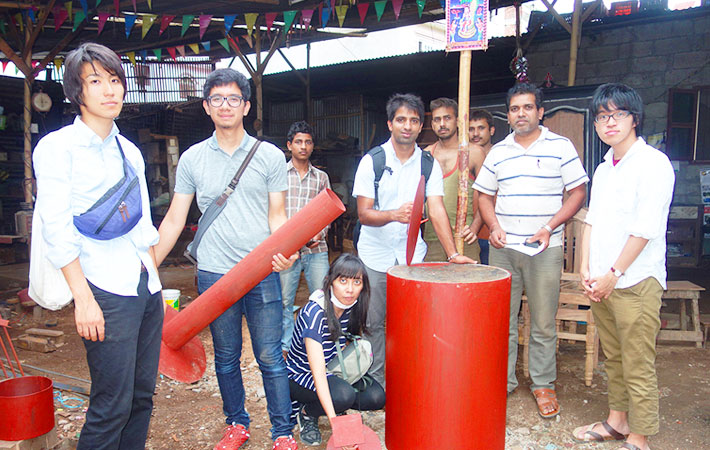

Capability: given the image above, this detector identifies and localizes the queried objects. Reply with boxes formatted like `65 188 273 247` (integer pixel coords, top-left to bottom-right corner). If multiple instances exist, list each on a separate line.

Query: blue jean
198 270 293 440
279 251 330 351
479 239 490 265
78 272 163 450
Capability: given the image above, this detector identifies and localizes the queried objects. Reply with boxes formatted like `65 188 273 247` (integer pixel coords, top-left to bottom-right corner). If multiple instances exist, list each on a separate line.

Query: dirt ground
1 261 709 450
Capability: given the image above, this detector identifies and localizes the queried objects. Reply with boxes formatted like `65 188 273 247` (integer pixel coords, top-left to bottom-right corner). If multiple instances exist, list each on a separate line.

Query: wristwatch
610 266 623 277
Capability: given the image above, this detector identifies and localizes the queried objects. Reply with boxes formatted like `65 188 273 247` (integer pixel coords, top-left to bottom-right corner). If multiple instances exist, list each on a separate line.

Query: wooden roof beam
24 0 56 58
0 36 32 76
540 0 572 34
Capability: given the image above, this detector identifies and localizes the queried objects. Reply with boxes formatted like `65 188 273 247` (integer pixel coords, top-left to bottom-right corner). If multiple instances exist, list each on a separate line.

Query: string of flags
1 0 447 72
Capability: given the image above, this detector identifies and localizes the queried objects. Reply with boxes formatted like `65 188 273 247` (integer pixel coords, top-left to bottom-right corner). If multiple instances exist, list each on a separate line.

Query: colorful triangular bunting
126 51 136 65
124 14 137 37
302 9 314 29
321 6 331 28
79 0 88 17
374 1 386 21
152 48 162 60
392 0 404 19
160 15 175 35
265 12 277 32
224 14 236 33
188 43 199 54
417 0 426 18
176 45 185 57
357 3 369 25
199 15 212 39
201 41 210 52
166 47 177 60
142 14 157 38
283 10 297 32
181 15 194 37
53 58 62 71
114 0 119 17
245 13 258 36
53 7 68 32
97 12 110 35
335 5 348 27
73 10 86 31
64 1 72 21
217 38 230 52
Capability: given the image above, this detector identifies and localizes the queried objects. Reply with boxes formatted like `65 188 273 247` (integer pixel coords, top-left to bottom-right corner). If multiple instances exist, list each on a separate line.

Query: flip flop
619 443 648 450
532 388 559 419
572 420 627 443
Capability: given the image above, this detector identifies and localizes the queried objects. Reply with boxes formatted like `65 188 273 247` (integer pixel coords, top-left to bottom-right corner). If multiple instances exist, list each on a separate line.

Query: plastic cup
162 289 180 310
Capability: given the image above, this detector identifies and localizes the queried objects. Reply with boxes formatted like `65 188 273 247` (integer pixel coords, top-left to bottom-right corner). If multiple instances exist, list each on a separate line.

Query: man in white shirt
474 83 588 418
573 83 674 450
352 93 474 388
33 43 163 450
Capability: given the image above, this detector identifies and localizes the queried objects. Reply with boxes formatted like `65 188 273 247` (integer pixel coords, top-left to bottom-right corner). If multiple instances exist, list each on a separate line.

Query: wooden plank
657 330 703 342
665 280 705 291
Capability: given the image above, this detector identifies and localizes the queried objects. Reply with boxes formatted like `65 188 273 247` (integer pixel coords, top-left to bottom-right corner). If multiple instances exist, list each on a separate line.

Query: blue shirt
33 117 161 296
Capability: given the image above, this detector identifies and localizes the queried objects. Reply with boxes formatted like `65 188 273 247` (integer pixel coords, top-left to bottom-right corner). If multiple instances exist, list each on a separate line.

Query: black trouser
290 376 385 418
77 272 164 450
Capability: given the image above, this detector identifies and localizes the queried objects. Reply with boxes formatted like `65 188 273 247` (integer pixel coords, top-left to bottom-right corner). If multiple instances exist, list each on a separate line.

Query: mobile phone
523 240 540 248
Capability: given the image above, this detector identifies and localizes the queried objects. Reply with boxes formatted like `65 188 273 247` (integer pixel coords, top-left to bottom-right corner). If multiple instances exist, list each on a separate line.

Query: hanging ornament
510 50 529 83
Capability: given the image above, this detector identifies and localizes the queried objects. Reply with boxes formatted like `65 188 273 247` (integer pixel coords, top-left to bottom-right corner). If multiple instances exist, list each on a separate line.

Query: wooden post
455 50 472 254
254 27 263 136
306 42 311 123
567 0 583 86
23 27 33 206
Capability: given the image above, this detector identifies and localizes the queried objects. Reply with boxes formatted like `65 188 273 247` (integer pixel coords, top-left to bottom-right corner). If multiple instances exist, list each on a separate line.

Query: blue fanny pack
73 137 142 240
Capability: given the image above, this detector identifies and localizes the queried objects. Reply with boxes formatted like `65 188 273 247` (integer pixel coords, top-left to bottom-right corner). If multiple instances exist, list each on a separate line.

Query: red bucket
0 376 55 441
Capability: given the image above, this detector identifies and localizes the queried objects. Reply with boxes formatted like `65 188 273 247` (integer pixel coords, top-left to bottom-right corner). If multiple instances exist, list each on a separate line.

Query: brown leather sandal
620 443 645 450
572 420 627 442
532 388 559 419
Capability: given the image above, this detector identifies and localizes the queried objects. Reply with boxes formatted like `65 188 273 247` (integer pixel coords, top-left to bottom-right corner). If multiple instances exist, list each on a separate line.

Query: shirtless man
422 97 485 262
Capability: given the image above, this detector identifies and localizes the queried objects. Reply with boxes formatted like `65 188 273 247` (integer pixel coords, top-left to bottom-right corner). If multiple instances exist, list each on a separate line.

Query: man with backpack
352 93 475 389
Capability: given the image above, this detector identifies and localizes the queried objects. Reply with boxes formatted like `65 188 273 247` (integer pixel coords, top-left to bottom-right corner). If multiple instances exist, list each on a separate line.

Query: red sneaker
272 435 299 450
214 423 250 450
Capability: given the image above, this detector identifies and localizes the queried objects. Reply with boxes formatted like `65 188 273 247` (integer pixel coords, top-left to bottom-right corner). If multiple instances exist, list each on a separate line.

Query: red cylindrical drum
0 376 54 441
386 263 511 450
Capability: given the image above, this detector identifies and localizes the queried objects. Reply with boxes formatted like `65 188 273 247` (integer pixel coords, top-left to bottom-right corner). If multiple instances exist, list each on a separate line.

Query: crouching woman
286 253 385 446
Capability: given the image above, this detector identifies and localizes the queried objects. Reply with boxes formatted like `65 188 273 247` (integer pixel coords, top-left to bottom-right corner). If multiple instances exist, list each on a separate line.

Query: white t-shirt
352 139 444 272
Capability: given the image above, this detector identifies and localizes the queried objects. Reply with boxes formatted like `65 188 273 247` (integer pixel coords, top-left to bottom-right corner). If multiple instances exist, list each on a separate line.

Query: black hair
470 109 494 128
590 83 644 135
506 82 543 110
322 253 370 341
287 121 315 143
386 93 425 123
63 42 127 108
430 97 458 117
203 68 251 101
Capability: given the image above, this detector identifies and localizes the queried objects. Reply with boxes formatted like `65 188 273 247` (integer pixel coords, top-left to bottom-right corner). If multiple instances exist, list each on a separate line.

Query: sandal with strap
572 420 627 443
620 443 647 450
532 388 560 419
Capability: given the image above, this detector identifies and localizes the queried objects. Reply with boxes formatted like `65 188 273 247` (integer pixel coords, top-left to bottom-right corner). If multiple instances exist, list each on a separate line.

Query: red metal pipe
163 188 345 350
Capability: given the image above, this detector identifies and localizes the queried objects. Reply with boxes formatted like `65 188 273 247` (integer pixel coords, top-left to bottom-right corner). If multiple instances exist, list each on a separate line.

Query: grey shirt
175 131 287 274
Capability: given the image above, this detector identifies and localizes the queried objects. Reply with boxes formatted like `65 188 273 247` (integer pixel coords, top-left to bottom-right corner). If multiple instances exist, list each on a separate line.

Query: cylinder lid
388 263 510 283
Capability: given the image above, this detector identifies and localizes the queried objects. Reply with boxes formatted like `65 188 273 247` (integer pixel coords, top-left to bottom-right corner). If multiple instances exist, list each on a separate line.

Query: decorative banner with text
445 0 489 52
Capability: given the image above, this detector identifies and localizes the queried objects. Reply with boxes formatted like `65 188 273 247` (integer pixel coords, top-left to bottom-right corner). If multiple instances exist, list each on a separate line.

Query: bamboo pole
455 50 472 254
22 28 33 206
567 0 582 86
254 27 263 136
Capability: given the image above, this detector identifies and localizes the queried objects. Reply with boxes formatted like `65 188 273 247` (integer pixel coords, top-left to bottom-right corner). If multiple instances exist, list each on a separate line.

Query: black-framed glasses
207 94 245 108
594 110 630 123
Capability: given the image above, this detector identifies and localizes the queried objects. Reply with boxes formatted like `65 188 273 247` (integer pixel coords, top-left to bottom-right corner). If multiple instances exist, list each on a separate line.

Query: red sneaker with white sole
214 423 250 450
272 435 299 450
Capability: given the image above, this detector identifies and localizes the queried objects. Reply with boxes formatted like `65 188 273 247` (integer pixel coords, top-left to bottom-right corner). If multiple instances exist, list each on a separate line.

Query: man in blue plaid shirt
280 121 331 357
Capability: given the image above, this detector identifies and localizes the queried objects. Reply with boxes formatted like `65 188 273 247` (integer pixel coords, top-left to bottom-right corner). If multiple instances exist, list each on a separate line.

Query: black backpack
352 146 434 248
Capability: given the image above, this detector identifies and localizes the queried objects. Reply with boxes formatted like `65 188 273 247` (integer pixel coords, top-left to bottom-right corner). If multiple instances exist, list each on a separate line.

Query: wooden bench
660 280 705 348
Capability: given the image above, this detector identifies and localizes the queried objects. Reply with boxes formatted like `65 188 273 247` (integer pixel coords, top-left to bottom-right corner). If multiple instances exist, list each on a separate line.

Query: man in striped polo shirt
473 83 588 419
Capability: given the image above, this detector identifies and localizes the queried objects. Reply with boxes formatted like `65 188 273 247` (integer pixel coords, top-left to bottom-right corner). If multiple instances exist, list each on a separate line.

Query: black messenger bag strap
184 139 261 264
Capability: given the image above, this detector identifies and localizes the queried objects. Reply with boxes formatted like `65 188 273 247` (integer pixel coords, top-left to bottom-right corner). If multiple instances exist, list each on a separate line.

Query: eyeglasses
594 110 631 123
207 94 245 108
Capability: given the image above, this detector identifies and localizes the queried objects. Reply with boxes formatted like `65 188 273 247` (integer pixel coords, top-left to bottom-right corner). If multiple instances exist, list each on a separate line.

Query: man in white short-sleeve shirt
474 83 588 418
352 93 475 388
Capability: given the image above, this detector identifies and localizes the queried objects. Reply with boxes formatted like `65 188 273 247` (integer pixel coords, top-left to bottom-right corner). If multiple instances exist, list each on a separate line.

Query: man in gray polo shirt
155 69 299 450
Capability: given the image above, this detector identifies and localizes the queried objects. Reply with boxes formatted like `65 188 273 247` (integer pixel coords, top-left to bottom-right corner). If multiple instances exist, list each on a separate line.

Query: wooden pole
567 0 582 86
306 42 311 124
455 50 472 254
22 29 33 206
254 27 263 137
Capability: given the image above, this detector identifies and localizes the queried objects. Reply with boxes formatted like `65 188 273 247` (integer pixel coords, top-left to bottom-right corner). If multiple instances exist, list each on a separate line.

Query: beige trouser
423 238 481 263
591 277 663 436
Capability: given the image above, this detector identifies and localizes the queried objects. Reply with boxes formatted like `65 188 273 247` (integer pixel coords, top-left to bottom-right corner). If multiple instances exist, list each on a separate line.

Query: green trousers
591 277 663 436
423 238 480 263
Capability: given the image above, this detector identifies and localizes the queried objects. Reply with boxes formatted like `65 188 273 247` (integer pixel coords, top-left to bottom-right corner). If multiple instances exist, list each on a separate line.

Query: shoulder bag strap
185 139 261 263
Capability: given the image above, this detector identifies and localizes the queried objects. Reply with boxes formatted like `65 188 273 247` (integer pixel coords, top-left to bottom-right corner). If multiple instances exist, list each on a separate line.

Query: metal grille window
53 57 215 104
